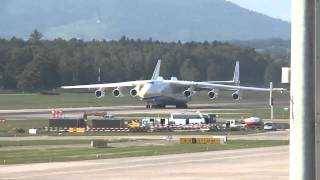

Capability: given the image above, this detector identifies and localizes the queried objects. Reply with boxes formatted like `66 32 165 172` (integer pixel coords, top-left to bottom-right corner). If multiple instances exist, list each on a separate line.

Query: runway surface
0 101 289 120
0 145 288 180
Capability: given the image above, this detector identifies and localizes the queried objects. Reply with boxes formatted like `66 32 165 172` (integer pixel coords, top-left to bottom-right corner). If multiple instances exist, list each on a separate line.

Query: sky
226 0 291 22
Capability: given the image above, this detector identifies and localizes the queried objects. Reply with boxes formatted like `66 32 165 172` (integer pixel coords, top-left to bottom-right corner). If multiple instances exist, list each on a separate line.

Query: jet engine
232 90 241 101
95 89 105 98
183 88 194 98
112 88 123 97
208 90 218 100
129 88 139 97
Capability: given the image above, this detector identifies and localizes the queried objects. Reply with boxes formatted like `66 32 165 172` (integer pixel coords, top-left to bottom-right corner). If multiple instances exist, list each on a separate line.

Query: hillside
0 0 290 41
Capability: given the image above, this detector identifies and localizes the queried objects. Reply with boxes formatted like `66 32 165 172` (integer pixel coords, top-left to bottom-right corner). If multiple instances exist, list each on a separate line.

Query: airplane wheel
159 104 166 108
146 105 151 109
151 104 166 109
176 103 188 109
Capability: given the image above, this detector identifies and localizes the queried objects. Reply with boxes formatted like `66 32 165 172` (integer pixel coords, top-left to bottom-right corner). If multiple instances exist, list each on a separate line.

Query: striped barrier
46 127 130 132
68 128 86 133
87 128 130 132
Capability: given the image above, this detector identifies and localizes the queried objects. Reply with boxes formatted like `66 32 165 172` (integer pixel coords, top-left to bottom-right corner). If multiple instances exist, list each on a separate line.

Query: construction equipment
128 120 141 128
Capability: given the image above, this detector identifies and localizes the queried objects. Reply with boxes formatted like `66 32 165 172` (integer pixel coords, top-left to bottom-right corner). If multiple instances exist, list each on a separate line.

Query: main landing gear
146 103 188 109
146 104 166 109
175 103 188 109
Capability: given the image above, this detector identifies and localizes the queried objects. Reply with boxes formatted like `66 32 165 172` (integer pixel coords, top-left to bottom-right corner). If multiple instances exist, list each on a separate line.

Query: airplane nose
138 83 161 98
138 83 151 98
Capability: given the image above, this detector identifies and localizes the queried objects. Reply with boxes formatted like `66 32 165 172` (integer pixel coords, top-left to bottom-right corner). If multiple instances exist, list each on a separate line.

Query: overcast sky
226 0 291 22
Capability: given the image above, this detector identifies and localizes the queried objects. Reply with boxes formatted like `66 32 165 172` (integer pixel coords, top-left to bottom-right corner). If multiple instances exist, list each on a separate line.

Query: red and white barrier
51 110 64 119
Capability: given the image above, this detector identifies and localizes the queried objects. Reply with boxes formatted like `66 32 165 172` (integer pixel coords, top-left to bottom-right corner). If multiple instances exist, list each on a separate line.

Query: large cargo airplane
62 60 270 108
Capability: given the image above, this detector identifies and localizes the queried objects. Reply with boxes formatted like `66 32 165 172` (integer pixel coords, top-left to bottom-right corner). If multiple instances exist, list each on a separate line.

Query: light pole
315 0 320 179
290 0 316 179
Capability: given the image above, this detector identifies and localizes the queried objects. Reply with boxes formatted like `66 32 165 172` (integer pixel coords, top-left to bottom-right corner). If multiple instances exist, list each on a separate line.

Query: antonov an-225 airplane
62 60 270 108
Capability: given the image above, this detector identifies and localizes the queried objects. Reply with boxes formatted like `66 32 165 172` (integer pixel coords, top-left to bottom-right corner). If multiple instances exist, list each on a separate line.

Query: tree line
0 31 285 91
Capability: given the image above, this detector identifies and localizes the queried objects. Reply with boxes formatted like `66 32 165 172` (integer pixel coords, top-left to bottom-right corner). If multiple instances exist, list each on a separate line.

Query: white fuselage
137 80 189 105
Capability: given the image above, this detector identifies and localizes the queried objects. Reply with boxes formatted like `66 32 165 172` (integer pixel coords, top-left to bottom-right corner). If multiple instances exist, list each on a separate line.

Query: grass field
0 140 288 164
0 93 142 109
0 140 91 147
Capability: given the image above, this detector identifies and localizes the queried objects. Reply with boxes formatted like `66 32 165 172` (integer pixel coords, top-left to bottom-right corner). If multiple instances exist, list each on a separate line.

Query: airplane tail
205 60 240 85
233 61 240 85
151 59 161 80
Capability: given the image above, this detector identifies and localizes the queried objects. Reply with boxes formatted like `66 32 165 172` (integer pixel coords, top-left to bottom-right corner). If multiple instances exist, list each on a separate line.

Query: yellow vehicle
128 120 141 128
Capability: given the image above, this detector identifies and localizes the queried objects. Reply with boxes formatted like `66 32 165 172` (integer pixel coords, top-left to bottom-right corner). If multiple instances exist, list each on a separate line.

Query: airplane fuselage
137 80 190 106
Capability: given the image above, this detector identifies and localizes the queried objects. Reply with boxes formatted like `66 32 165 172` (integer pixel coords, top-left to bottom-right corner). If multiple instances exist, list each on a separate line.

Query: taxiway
0 145 288 180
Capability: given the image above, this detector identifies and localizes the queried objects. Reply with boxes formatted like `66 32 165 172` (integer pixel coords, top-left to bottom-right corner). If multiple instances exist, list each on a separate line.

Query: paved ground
0 145 289 180
0 130 289 141
0 98 289 119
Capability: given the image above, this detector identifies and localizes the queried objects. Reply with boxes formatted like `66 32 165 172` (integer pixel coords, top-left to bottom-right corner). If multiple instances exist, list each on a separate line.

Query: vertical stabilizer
233 61 240 85
151 59 161 80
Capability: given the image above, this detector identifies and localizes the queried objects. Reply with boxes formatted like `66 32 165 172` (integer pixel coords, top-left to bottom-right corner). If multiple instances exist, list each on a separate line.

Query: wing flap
168 80 269 92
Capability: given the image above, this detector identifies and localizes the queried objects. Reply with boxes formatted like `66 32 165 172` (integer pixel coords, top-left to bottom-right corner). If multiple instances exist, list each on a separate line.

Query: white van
169 112 205 125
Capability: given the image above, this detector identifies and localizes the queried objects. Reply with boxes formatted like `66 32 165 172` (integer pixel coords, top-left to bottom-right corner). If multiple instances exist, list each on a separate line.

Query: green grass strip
0 140 288 165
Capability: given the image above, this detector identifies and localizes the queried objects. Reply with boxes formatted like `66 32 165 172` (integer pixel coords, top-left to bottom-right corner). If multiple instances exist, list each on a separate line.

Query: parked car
264 122 274 130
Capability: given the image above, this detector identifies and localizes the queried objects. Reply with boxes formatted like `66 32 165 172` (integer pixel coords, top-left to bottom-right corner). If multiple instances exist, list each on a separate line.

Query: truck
243 117 263 129
169 112 205 125
223 120 246 130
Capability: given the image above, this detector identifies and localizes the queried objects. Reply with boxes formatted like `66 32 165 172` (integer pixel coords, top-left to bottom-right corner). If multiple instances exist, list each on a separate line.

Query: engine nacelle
232 90 241 101
208 90 218 100
183 89 193 98
130 88 139 97
112 88 123 97
95 89 105 98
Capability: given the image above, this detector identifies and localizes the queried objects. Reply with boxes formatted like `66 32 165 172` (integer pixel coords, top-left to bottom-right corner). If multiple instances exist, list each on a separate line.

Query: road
0 145 288 180
0 101 289 119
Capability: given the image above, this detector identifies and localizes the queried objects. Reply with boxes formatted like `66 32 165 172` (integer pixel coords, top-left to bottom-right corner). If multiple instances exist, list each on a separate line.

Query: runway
0 145 288 180
0 101 289 120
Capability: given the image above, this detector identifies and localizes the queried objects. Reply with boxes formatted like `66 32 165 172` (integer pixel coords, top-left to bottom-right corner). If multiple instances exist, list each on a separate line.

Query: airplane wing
62 59 162 90
169 80 270 92
61 80 151 89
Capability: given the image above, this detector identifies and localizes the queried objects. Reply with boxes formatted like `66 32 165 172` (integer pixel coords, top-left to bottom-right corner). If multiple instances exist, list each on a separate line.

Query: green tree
264 62 282 86
206 63 220 80
17 61 41 90
29 29 43 41
3 47 33 88
0 35 280 91
179 59 201 81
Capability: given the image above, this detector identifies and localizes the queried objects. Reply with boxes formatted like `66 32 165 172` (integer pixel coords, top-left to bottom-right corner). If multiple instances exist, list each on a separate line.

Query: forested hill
0 0 290 41
0 33 283 91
